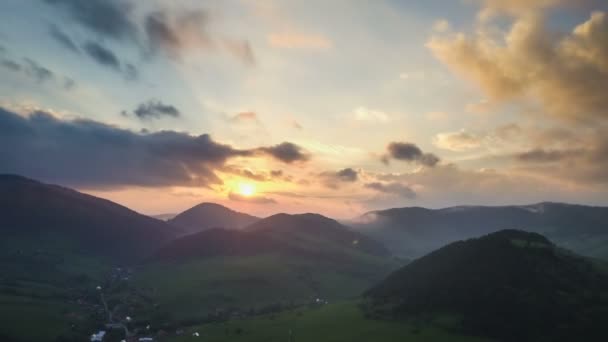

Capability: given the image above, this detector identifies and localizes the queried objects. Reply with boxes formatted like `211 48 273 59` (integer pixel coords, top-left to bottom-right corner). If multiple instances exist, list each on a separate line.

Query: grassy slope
166 302 494 342
133 253 400 323
0 233 110 341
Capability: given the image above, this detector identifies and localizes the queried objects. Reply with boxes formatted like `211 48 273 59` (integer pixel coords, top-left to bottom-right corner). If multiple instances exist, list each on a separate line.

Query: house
138 338 154 342
90 331 106 341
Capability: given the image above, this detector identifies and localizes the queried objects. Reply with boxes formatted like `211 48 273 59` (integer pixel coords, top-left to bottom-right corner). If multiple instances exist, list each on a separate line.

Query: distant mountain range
155 212 389 261
2 174 608 341
168 202 259 234
351 202 608 260
0 175 398 340
365 229 608 341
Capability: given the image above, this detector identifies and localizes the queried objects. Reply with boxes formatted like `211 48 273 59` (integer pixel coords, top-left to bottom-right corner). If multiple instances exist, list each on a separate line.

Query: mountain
168 202 259 234
352 202 608 260
151 213 176 221
0 175 181 341
136 213 397 324
0 174 176 261
155 213 389 261
365 230 608 342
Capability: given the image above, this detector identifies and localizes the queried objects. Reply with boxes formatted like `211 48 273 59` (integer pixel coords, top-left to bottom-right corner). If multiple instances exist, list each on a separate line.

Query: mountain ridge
168 202 259 234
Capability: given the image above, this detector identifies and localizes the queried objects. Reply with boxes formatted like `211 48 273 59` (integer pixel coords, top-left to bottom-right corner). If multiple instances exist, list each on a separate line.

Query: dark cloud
222 166 269 182
145 11 197 57
45 1 254 66
257 142 310 163
383 142 440 167
1 59 21 71
1 56 55 84
336 168 358 182
0 51 75 90
63 77 76 90
516 149 577 163
320 168 359 188
0 107 307 189
83 41 120 70
82 41 138 79
44 0 137 42
365 182 417 199
49 24 79 52
124 100 181 120
23 58 54 83
270 170 283 177
228 192 276 204
123 63 138 81
144 9 255 65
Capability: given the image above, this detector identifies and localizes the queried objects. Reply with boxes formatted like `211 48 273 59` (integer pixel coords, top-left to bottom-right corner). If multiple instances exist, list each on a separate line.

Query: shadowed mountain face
155 213 390 261
0 174 176 261
352 203 608 260
365 230 608 342
140 213 397 323
168 202 259 234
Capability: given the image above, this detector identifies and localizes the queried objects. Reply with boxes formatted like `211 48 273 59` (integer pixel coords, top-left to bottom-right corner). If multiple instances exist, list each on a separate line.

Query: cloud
144 9 255 65
427 8 608 123
0 52 75 90
44 0 137 42
353 107 390 123
364 182 417 199
292 120 303 130
48 24 79 52
229 111 259 123
0 107 309 189
82 41 138 79
267 32 332 49
433 130 483 151
222 166 270 182
228 192 276 204
383 142 440 167
1 59 21 72
123 100 181 120
23 58 54 83
257 142 310 163
434 124 584 154
515 148 580 163
319 168 359 188
83 41 120 70
45 1 255 66
474 0 580 20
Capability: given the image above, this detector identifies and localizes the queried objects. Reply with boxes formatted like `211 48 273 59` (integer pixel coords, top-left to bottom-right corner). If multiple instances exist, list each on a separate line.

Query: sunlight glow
237 183 256 197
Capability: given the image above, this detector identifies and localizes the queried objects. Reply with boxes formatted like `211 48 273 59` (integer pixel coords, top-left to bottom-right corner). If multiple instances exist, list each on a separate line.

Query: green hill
365 230 608 341
134 214 399 325
0 175 179 341
166 301 493 342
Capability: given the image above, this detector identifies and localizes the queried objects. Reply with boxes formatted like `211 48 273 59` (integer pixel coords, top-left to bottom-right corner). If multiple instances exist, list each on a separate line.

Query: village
84 266 329 342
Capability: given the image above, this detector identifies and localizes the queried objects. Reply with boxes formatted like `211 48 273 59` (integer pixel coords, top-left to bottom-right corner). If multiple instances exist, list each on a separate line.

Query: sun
237 182 256 197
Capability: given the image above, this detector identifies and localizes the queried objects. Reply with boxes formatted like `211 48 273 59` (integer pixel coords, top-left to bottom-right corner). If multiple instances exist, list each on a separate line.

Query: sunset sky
1 0 607 218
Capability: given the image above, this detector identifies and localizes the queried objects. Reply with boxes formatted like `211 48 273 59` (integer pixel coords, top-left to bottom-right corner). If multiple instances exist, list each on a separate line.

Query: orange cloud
427 10 608 123
268 32 332 49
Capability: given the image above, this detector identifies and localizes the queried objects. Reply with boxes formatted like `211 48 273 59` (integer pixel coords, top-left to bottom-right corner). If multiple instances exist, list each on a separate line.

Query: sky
0 0 607 219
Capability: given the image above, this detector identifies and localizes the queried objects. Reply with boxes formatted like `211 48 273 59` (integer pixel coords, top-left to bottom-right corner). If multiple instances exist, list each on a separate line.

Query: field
166 301 494 342
0 233 110 341
133 253 400 324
